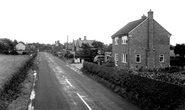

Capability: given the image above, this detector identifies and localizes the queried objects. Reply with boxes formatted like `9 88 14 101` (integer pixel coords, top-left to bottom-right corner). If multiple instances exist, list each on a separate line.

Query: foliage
82 61 185 110
0 38 15 53
174 44 185 57
92 41 104 51
104 43 112 52
0 52 37 109
170 57 184 67
81 43 91 55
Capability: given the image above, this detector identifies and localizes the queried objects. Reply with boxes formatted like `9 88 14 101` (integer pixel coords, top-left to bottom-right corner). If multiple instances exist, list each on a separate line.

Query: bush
9 50 18 55
0 52 37 109
82 61 185 110
170 57 184 67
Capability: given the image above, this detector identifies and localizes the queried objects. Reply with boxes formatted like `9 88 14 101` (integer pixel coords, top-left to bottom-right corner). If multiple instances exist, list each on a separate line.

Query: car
93 55 105 64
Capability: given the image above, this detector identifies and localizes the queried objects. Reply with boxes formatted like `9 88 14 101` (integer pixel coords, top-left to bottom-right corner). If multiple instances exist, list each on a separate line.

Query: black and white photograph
0 0 184 110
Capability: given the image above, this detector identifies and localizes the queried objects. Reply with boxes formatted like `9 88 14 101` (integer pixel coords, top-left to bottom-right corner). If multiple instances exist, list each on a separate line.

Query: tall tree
81 43 91 55
174 44 185 58
104 43 112 52
92 41 104 51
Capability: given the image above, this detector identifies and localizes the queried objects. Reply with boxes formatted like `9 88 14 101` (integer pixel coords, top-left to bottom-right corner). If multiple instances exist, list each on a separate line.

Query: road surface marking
66 79 73 87
77 93 92 110
28 70 37 110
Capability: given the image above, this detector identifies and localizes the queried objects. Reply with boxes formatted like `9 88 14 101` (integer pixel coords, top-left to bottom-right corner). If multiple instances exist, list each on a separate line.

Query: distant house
16 42 26 54
72 36 94 52
112 10 171 69
16 42 26 51
64 42 73 51
170 50 176 58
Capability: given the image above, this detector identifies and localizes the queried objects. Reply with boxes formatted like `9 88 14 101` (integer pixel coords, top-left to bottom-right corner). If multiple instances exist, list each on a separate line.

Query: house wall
16 43 26 51
153 21 170 68
129 19 148 69
112 19 170 69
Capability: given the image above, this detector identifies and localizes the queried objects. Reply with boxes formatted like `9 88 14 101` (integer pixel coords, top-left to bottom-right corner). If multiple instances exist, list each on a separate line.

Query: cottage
112 10 171 69
72 36 94 52
16 42 26 54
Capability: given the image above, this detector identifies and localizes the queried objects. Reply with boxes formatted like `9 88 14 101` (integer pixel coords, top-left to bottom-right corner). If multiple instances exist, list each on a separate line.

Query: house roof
77 40 94 47
111 18 147 38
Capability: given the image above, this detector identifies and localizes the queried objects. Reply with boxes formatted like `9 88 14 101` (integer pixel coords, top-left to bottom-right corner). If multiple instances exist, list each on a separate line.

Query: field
0 55 30 90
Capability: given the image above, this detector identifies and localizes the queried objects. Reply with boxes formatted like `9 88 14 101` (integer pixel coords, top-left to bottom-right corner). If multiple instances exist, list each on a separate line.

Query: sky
0 0 184 45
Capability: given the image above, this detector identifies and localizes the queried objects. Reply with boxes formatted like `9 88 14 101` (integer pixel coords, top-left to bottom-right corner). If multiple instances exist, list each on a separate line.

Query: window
122 36 128 44
159 54 164 62
115 53 118 66
122 53 127 63
115 37 119 45
135 54 141 63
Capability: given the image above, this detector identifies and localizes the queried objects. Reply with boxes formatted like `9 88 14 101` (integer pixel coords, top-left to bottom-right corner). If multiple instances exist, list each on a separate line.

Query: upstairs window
122 36 128 44
122 53 127 63
159 54 164 62
135 54 141 63
115 37 119 45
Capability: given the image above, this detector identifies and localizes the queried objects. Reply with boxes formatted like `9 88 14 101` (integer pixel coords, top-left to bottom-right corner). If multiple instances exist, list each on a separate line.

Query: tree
104 43 112 52
81 43 91 55
92 41 104 51
13 40 18 47
170 45 174 50
174 44 185 58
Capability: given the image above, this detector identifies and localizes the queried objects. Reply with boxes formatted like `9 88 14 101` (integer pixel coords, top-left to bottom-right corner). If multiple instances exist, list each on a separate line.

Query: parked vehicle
93 55 105 64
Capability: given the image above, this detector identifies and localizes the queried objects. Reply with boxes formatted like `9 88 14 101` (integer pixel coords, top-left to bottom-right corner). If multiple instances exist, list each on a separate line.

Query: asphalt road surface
32 52 140 110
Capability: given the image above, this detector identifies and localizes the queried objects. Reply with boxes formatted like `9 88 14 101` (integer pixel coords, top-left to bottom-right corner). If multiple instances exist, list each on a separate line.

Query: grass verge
0 53 37 110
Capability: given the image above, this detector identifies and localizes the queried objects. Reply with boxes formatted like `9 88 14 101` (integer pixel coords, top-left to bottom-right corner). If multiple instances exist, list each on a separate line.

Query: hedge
0 52 37 109
82 61 185 110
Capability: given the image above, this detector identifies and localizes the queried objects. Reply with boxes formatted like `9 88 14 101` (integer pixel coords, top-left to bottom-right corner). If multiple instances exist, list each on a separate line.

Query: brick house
72 36 94 52
112 10 171 69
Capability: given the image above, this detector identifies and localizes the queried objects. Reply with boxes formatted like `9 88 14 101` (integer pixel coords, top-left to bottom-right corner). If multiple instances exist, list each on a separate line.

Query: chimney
148 9 153 20
148 9 154 49
141 14 146 19
84 36 87 40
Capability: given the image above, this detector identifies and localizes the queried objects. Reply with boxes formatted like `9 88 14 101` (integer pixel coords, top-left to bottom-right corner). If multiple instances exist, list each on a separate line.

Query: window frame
115 37 119 45
115 53 118 66
122 36 128 44
122 53 127 63
135 54 141 63
159 54 164 62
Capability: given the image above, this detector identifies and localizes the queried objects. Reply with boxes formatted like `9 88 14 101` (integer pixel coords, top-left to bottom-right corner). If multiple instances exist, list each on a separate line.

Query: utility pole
67 35 68 60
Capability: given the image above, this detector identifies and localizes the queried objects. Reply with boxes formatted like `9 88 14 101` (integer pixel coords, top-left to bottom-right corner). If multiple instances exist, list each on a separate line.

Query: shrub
82 61 185 110
170 57 184 67
9 50 18 55
0 52 37 109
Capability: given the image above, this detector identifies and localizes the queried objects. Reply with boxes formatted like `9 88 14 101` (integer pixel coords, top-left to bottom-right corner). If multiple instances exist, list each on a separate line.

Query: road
32 52 140 110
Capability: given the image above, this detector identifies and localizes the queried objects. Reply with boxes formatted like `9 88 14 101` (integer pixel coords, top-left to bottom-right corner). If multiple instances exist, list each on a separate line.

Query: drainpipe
128 34 132 69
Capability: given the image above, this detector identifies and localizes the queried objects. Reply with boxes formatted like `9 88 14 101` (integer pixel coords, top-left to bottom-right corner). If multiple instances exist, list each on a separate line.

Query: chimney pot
141 14 146 19
148 9 153 19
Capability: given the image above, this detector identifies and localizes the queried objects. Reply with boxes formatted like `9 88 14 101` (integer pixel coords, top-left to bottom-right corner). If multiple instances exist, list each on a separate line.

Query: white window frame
122 36 128 44
122 53 127 63
135 54 141 63
115 53 118 66
159 54 164 62
115 37 118 45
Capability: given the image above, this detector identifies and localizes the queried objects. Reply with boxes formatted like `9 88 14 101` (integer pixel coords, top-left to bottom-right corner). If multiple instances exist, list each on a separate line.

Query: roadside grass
0 55 30 91
0 53 37 110
7 69 34 110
